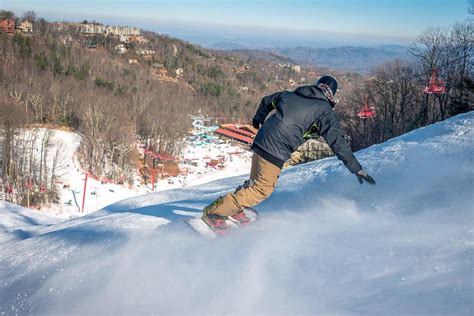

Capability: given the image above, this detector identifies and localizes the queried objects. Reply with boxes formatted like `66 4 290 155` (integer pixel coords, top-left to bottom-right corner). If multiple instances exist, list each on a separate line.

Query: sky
3 0 471 47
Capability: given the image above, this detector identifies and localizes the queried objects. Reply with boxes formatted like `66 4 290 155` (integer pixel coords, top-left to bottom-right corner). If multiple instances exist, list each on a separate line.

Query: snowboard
185 208 259 239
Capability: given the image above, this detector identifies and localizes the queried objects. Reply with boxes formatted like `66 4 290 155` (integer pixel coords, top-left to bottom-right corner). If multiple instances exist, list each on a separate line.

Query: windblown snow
1 113 473 315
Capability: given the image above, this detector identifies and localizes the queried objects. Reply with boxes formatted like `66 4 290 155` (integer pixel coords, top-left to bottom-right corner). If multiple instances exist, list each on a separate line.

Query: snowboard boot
228 210 252 226
201 213 230 235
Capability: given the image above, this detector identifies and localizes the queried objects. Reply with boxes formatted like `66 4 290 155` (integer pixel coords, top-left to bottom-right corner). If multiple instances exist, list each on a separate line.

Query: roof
215 128 253 144
220 124 256 138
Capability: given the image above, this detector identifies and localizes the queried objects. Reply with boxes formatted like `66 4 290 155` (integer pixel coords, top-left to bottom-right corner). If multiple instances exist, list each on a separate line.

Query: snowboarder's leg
249 152 258 181
203 154 281 218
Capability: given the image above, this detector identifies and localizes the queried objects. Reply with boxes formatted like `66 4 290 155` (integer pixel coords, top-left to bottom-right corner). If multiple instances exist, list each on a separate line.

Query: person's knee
233 179 253 194
254 181 275 200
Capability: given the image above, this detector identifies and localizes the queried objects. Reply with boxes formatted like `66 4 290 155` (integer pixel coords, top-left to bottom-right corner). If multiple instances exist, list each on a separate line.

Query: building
129 35 149 44
215 124 256 145
292 65 301 73
0 19 15 34
115 44 127 54
128 59 139 65
106 25 140 37
18 20 33 34
175 68 184 77
80 23 106 35
136 49 155 56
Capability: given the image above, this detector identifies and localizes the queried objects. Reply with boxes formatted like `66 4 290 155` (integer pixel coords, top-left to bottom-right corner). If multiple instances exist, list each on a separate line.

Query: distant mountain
228 49 295 64
272 45 410 74
210 42 246 50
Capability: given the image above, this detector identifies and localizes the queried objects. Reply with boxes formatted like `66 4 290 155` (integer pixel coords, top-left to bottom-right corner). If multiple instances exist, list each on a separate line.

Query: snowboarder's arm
319 112 363 174
253 92 282 127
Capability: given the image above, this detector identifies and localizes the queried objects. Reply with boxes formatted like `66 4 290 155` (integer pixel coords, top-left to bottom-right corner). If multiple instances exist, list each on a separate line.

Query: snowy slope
1 113 473 315
9 128 251 218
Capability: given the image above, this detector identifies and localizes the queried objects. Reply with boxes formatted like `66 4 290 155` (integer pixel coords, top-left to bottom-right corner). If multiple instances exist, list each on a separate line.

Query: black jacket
251 85 362 173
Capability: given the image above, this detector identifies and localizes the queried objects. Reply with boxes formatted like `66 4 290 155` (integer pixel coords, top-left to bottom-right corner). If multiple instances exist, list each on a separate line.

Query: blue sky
4 0 471 47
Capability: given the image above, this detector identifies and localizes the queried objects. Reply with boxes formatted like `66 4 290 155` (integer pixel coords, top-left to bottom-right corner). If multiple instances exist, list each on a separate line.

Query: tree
0 10 14 20
21 11 37 23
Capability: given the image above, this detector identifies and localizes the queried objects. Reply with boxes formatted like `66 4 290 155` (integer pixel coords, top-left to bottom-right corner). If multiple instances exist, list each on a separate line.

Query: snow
5 128 251 218
1 112 473 314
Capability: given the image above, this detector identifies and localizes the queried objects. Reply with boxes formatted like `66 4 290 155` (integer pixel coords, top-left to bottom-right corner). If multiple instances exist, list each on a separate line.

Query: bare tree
21 11 37 23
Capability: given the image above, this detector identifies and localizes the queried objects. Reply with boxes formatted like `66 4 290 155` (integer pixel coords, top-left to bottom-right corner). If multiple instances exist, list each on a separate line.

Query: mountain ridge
272 44 410 73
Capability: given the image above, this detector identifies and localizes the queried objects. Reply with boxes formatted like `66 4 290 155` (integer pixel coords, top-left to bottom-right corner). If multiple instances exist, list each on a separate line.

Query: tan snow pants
204 153 282 217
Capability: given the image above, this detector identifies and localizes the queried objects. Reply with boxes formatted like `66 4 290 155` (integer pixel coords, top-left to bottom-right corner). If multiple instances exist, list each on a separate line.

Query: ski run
0 112 473 314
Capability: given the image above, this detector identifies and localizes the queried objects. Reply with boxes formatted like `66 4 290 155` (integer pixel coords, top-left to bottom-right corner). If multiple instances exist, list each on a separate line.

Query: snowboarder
201 75 376 233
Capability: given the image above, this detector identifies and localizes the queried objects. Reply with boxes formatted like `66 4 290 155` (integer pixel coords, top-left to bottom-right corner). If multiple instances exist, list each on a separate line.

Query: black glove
252 118 261 129
356 170 376 185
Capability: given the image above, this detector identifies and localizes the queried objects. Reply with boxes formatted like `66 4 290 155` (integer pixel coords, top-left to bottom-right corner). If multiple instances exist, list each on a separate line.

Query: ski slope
1 112 473 315
7 128 251 218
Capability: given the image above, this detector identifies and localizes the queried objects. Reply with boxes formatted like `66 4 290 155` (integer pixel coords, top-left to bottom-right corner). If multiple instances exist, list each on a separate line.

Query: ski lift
357 96 376 119
423 68 446 94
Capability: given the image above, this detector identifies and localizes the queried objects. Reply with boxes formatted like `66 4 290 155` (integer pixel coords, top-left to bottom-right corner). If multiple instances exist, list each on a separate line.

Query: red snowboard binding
201 214 231 236
187 208 259 238
228 210 252 226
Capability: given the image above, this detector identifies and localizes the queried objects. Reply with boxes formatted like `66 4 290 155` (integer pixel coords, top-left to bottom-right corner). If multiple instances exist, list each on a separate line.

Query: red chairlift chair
357 96 376 119
423 68 446 94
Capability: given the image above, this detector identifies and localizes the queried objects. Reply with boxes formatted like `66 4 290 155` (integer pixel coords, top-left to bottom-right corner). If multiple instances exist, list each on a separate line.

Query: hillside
1 112 472 314
0 127 252 218
0 18 322 202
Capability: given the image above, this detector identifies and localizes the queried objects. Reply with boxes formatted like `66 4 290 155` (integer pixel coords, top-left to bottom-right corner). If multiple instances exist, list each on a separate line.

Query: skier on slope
201 75 376 232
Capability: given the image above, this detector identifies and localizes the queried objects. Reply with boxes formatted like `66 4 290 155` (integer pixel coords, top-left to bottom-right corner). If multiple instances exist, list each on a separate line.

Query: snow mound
1 112 473 315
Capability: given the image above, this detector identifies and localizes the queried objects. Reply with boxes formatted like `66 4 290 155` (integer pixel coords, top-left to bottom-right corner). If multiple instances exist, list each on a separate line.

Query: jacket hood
294 85 328 101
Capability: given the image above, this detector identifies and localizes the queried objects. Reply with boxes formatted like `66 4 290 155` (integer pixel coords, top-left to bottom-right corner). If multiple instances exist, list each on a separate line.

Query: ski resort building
0 19 15 33
215 124 256 145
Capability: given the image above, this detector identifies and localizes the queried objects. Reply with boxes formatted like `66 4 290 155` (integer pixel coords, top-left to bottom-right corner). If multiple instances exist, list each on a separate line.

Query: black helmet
315 75 338 95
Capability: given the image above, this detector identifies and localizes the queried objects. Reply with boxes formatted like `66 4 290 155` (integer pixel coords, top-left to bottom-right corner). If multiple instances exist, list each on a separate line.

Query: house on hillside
106 25 140 37
80 23 106 35
136 49 155 57
115 44 127 54
175 68 184 77
17 20 33 34
0 19 15 33
130 35 149 44
292 65 301 73
128 59 139 65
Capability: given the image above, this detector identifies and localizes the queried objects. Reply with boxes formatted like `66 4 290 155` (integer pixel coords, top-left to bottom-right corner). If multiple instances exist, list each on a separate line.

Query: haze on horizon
4 0 471 48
